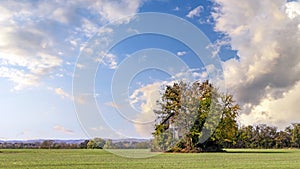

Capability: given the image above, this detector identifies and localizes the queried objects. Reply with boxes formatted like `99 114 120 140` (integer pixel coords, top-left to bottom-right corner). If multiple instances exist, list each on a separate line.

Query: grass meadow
1 149 300 169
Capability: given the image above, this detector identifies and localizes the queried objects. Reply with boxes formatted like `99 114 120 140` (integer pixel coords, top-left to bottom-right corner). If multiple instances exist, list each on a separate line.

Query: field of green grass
1 149 300 169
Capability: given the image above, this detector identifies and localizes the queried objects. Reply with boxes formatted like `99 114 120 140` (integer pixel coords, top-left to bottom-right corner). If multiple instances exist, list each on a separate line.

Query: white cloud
212 0 300 127
286 1 300 19
94 0 142 24
54 87 88 104
0 67 39 90
130 82 162 137
0 0 142 90
95 52 118 69
186 5 203 18
170 68 204 81
207 39 230 58
55 88 72 100
75 63 85 70
239 81 300 129
53 125 74 135
0 23 63 90
176 51 187 56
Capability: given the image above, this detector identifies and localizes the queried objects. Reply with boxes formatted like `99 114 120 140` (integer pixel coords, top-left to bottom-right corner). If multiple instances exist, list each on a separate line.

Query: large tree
152 80 240 152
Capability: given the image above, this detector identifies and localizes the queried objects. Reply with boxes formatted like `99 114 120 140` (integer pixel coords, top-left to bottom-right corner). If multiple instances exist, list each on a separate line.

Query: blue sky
0 0 300 140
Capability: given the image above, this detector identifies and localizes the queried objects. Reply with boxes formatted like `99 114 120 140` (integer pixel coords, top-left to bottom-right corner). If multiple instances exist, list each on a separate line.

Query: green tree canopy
87 138 106 149
152 80 240 152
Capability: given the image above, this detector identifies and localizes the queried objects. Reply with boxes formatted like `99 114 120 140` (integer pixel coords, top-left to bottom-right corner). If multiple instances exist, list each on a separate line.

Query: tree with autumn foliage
151 80 240 152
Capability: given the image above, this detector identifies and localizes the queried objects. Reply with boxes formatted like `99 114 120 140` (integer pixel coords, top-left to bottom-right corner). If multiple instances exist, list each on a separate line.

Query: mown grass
0 149 300 169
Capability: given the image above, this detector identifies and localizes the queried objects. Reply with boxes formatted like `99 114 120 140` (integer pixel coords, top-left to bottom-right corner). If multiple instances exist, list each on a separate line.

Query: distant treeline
0 140 89 149
223 123 300 149
1 123 299 150
0 139 150 149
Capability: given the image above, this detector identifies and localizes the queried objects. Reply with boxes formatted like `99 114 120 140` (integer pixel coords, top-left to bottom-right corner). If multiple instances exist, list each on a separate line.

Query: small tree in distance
152 80 240 152
87 138 106 149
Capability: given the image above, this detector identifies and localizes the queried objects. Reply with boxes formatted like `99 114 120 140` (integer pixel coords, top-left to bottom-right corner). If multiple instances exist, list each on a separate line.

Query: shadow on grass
225 150 290 154
20 163 104 168
0 150 27 154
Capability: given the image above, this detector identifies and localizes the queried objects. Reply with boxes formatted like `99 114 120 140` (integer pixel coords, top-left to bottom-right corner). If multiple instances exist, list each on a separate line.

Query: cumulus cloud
286 1 300 19
239 81 300 129
129 82 162 137
212 0 300 128
186 5 203 18
0 0 142 90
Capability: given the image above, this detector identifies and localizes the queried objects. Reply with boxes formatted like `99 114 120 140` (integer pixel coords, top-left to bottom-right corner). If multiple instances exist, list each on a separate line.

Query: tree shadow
225 150 290 154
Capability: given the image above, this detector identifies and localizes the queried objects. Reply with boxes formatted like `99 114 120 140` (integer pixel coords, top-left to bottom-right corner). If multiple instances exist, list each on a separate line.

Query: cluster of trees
151 80 300 152
152 80 239 152
0 139 151 149
0 140 89 149
87 138 106 149
87 138 150 149
226 123 300 149
103 139 150 149
39 140 89 149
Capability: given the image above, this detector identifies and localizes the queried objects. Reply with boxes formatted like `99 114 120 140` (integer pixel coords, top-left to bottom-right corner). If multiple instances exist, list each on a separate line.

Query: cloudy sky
0 0 299 140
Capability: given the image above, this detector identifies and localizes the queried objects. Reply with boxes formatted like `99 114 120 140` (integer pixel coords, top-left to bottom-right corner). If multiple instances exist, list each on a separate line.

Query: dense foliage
228 123 300 149
152 80 240 152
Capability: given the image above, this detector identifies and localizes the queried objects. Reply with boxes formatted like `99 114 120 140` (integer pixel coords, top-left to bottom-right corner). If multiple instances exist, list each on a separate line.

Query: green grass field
1 149 300 169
